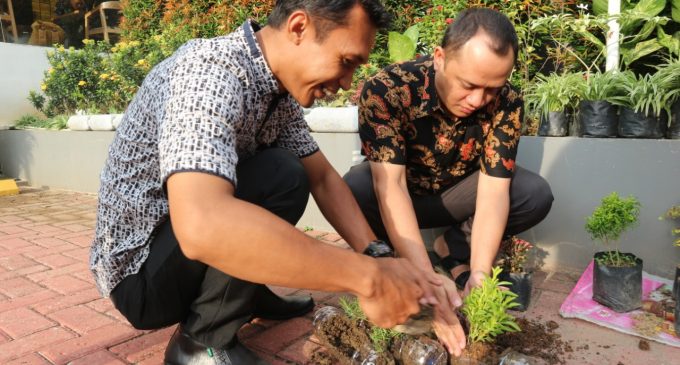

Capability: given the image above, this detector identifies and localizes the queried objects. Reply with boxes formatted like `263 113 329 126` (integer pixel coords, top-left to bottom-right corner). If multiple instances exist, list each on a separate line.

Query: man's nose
340 72 353 91
467 89 485 108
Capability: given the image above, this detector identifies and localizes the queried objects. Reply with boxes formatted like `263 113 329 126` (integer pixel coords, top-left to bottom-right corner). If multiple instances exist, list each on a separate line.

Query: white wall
0 43 51 128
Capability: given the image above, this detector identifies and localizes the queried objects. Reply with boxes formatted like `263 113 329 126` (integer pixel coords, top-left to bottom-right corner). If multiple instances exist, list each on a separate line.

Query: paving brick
0 245 42 259
0 225 31 235
278 337 320 364
68 350 127 365
61 247 90 262
0 289 59 313
71 268 95 282
40 323 142 364
49 305 115 334
27 263 83 282
18 224 66 235
32 253 78 269
62 234 95 248
37 274 91 295
0 277 45 298
4 353 52 365
0 215 29 223
246 317 313 354
31 287 101 315
0 264 49 281
0 326 75 363
56 223 92 232
0 237 33 250
109 326 175 363
86 297 115 314
135 350 166 365
23 244 79 260
0 255 38 271
0 308 56 339
239 322 267 339
29 237 69 249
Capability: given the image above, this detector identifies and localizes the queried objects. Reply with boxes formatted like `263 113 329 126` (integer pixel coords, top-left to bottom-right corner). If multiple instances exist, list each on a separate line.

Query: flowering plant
497 236 534 274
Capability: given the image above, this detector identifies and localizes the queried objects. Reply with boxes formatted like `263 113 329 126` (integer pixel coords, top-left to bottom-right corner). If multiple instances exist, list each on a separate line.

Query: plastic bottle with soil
391 336 448 365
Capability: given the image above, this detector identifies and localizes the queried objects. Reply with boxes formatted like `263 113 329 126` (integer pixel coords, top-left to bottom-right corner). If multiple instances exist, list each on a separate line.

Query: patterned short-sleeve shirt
359 56 523 195
90 21 319 296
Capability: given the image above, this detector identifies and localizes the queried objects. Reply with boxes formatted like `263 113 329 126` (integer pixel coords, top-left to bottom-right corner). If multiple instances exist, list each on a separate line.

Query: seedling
338 296 402 353
462 267 521 343
585 192 641 267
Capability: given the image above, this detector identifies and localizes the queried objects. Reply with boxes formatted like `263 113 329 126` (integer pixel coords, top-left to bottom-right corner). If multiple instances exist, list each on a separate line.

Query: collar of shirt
415 56 462 125
242 20 285 97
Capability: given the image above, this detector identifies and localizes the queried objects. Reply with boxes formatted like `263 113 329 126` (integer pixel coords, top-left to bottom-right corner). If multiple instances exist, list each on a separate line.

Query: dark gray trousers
343 162 553 260
110 148 310 348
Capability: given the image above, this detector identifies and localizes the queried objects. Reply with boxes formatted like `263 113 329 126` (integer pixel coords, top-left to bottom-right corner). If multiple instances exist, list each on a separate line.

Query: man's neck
255 26 286 94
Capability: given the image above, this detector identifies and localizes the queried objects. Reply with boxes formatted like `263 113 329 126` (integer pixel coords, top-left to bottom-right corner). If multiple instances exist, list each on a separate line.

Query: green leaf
621 38 664 65
403 24 419 45
388 32 416 63
658 27 680 55
632 0 667 17
672 0 680 22
593 0 609 15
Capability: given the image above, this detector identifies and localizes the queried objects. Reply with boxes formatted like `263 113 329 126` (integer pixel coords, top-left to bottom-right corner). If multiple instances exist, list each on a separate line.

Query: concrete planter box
1 107 679 278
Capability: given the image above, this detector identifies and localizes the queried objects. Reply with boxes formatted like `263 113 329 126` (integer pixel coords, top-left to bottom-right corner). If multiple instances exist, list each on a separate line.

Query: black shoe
164 327 270 365
253 285 314 320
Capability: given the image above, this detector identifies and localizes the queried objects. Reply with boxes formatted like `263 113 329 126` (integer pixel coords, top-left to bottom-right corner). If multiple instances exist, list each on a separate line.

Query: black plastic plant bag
499 272 532 312
618 107 667 138
538 111 569 137
579 100 618 137
592 251 642 313
667 100 680 139
675 298 680 337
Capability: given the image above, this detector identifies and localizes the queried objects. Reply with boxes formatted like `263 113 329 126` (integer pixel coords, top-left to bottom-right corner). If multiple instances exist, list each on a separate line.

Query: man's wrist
362 240 394 258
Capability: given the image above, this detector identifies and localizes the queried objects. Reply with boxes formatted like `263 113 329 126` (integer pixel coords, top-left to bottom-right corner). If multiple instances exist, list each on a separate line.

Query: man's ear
286 10 312 45
433 46 446 73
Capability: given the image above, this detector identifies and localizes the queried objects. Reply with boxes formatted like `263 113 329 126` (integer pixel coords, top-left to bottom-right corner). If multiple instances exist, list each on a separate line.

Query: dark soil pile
494 318 569 365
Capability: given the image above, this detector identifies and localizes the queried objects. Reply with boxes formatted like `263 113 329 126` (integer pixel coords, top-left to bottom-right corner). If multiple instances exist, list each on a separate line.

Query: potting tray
559 261 680 348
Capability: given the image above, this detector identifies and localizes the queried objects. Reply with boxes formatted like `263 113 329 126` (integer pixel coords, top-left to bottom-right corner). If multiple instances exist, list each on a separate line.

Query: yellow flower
137 59 146 66
48 68 54 74
130 41 140 47
100 73 110 80
78 80 87 86
82 39 93 45
57 46 65 52
41 83 47 91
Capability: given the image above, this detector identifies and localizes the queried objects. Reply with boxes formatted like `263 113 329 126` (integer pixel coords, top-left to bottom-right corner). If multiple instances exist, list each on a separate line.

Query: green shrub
660 205 680 246
585 192 641 266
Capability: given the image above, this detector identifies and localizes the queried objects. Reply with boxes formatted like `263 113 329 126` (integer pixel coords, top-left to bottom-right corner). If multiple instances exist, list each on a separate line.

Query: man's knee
343 162 374 205
512 168 554 222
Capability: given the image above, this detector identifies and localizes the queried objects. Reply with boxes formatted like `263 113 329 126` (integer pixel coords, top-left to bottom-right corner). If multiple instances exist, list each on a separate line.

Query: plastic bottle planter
312 305 447 365
592 251 643 313
499 272 532 312
449 342 498 365
618 107 668 138
538 111 569 137
578 100 618 138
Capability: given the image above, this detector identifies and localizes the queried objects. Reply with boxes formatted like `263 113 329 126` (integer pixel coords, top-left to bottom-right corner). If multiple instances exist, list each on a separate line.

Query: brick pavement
1 189 679 364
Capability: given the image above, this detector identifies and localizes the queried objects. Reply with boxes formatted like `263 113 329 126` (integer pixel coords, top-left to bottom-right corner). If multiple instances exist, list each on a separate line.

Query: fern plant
462 267 520 343
525 72 583 118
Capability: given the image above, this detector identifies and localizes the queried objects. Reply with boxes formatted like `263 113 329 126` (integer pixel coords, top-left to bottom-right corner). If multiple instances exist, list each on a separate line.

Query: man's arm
300 151 377 251
166 171 439 328
466 172 511 291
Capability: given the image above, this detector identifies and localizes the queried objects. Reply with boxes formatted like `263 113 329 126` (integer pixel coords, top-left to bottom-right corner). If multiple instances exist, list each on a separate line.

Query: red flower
445 18 453 24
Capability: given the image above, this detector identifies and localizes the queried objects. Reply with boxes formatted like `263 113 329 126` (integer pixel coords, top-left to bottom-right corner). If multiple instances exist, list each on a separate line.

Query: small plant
338 296 402 353
497 236 533 274
576 71 628 103
585 192 641 267
660 205 680 246
525 72 583 118
462 266 520 343
13 114 69 130
387 24 419 63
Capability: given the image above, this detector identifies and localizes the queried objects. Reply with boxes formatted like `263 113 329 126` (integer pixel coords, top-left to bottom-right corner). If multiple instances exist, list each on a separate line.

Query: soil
450 342 498 365
494 317 569 365
631 312 663 337
638 339 650 351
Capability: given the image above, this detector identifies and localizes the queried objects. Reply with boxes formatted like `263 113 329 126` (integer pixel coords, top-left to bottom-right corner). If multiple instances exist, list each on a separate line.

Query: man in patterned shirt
345 7 554 346
90 1 451 364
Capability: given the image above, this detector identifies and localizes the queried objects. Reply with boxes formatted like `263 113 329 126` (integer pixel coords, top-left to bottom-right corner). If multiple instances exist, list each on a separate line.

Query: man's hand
358 258 442 328
462 270 491 297
431 274 466 356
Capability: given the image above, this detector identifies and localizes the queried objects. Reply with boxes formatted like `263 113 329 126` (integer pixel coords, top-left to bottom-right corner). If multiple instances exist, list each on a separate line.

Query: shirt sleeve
357 72 408 165
158 55 243 188
275 95 319 158
480 85 524 178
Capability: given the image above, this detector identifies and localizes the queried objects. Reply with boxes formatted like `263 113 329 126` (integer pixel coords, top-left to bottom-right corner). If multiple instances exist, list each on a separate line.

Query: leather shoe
164 327 269 365
253 285 314 320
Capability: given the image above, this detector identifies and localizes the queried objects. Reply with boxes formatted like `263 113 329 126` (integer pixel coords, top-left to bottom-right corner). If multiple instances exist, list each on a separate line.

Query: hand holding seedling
430 277 467 357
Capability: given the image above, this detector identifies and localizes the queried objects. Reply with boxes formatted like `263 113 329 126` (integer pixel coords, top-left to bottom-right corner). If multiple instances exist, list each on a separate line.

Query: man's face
282 6 377 107
433 33 515 118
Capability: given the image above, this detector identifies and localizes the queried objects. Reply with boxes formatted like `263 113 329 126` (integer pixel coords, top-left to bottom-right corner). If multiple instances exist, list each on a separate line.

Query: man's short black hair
441 8 518 63
268 0 392 40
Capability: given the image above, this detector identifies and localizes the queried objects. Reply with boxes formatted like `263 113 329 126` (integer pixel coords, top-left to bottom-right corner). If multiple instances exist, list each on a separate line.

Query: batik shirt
90 21 319 296
359 56 523 195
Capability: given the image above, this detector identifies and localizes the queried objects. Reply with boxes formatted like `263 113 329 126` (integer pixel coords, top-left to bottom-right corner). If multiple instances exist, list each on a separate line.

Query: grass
338 295 402 353
14 114 68 130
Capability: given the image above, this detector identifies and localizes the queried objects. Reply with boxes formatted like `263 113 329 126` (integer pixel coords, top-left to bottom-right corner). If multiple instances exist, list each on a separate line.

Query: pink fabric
559 261 680 348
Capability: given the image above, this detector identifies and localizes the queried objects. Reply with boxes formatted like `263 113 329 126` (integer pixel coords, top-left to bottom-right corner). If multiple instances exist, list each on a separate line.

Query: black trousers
343 162 553 261
110 148 310 348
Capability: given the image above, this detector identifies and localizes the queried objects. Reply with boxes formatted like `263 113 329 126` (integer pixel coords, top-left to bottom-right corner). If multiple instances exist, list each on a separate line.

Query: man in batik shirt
345 7 553 317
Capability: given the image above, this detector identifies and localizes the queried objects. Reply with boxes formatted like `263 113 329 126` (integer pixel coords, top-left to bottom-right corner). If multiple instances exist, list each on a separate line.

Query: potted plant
452 266 521 365
615 71 669 138
585 192 643 312
525 72 582 137
496 236 534 311
660 204 680 299
575 71 627 137
653 58 680 139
